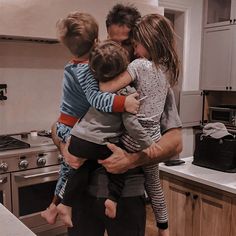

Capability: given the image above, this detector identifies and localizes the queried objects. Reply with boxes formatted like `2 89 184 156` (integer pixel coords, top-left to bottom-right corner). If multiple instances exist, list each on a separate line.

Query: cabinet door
201 26 232 90
179 91 203 127
193 191 231 236
230 26 236 90
231 199 236 236
204 0 232 28
162 178 193 236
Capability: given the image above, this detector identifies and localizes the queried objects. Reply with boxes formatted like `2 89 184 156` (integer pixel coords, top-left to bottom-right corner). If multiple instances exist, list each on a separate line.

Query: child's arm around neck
99 71 133 93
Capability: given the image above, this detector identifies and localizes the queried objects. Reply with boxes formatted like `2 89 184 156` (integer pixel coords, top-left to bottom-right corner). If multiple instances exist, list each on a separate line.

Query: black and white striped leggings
143 163 168 229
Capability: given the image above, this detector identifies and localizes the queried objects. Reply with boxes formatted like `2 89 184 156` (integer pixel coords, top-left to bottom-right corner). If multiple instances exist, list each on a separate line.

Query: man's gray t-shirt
88 86 182 198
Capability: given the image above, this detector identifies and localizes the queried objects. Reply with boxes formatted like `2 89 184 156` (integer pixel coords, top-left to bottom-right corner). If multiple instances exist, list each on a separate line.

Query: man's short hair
106 4 141 29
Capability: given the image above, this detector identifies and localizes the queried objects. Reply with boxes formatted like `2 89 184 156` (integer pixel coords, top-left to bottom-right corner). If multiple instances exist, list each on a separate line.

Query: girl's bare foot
104 199 117 219
41 203 58 225
57 203 73 228
158 229 169 236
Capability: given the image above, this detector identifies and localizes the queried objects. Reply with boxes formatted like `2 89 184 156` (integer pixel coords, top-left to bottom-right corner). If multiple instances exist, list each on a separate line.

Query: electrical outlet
0 84 7 101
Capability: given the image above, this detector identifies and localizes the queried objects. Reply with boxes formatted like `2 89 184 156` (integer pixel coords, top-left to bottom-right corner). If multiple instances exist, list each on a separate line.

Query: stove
0 133 60 173
0 133 65 235
0 136 30 151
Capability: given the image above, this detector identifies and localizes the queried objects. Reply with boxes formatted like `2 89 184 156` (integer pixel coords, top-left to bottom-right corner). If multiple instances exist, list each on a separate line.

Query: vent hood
0 35 59 44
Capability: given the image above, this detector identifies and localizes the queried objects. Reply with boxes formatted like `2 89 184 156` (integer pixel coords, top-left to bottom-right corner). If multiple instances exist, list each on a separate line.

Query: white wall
0 42 70 134
160 0 204 157
160 0 203 91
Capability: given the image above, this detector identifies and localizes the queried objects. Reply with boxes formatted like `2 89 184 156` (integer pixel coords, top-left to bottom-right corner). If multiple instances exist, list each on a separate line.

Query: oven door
11 165 66 235
0 173 11 211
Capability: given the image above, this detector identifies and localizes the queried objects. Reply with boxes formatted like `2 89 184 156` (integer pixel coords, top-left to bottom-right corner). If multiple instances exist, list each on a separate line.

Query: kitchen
0 0 236 236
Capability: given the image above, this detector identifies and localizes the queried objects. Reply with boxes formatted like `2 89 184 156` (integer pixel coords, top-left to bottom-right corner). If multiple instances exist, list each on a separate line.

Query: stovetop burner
37 130 52 138
0 136 30 151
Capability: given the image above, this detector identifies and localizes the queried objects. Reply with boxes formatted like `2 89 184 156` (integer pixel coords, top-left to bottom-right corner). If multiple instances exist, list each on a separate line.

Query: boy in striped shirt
41 11 139 226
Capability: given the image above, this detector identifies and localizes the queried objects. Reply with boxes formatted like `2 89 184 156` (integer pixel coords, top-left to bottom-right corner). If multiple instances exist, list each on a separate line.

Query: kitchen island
0 203 36 235
159 157 236 236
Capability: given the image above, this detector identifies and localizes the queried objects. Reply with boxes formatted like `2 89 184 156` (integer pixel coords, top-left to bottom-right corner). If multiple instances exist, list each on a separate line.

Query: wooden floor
104 204 158 236
60 204 158 236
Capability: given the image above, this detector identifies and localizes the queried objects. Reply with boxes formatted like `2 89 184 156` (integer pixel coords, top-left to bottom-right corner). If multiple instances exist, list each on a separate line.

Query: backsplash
0 41 71 134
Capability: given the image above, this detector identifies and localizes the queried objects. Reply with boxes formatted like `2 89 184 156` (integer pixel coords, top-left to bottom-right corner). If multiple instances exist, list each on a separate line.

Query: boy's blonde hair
57 12 98 57
89 40 129 82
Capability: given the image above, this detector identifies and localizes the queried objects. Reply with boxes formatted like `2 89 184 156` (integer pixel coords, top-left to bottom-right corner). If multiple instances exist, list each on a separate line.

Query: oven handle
15 170 59 180
0 177 7 184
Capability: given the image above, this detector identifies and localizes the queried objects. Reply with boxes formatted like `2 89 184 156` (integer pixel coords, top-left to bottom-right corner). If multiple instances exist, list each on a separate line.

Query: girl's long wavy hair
132 14 180 86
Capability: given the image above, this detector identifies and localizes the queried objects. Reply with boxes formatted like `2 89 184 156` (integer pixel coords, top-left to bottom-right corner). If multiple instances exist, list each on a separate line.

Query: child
56 40 155 226
99 13 180 236
40 11 139 227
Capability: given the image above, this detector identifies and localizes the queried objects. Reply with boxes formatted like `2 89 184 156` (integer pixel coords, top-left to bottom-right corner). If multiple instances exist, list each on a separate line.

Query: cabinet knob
185 192 190 197
230 19 233 23
0 162 8 172
230 86 232 90
193 194 198 200
234 19 236 24
226 86 229 90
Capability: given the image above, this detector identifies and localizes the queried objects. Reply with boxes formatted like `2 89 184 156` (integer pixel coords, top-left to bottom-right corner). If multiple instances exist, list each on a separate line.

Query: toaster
193 132 236 173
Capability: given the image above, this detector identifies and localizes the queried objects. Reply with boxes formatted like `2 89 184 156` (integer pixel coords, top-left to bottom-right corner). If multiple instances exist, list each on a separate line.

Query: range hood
0 35 59 44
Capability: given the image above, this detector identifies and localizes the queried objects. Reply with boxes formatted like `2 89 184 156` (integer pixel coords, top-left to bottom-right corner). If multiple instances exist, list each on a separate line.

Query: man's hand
60 139 86 169
98 143 132 173
124 92 140 114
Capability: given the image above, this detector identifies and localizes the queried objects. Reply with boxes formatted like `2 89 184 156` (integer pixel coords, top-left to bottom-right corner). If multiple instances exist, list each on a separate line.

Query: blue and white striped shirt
60 61 115 118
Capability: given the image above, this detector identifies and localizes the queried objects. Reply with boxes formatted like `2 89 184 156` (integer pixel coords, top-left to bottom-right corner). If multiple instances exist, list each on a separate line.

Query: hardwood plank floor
145 204 159 236
59 204 158 236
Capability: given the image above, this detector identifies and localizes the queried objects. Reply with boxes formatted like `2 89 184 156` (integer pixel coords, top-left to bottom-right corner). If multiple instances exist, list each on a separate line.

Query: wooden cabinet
201 26 235 91
231 199 236 236
179 91 203 127
204 0 236 28
162 174 232 236
195 190 231 236
201 0 236 91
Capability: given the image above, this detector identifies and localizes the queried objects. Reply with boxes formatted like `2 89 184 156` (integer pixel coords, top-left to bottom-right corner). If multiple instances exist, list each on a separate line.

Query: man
59 4 182 236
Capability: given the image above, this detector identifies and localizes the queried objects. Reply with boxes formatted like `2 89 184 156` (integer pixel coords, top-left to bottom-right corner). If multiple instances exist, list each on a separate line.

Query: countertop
0 204 36 236
159 157 236 195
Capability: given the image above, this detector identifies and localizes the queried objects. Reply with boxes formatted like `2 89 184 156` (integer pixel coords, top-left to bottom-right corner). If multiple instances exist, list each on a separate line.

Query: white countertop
0 204 36 236
159 157 236 195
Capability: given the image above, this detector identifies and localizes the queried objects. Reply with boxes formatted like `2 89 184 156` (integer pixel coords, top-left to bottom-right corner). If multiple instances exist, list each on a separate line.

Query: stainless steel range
0 132 66 236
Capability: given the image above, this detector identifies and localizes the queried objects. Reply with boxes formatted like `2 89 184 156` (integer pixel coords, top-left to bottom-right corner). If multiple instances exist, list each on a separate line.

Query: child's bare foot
158 229 169 236
41 203 58 225
57 203 73 228
104 199 117 219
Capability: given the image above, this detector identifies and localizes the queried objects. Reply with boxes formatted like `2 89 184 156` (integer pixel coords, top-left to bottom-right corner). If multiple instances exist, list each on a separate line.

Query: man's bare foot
41 203 58 225
57 203 73 228
158 229 169 236
104 199 117 219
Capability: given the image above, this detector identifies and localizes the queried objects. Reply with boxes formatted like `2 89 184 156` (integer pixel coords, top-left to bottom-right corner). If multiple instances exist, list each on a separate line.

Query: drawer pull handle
15 170 59 180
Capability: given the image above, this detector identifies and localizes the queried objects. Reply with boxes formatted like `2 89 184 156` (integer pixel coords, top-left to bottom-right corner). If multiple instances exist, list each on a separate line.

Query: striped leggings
143 163 168 229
